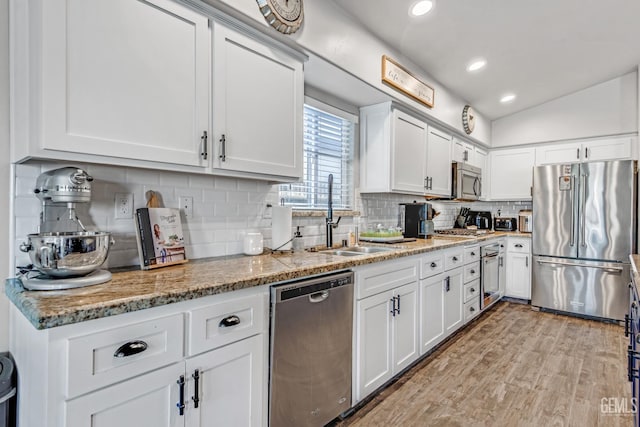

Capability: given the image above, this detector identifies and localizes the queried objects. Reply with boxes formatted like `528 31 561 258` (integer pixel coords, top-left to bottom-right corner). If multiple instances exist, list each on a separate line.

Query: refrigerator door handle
580 174 587 247
570 175 576 246
536 258 624 272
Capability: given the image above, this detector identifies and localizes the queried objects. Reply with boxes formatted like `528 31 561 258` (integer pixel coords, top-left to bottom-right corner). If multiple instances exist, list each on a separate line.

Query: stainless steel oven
481 243 500 309
452 162 482 201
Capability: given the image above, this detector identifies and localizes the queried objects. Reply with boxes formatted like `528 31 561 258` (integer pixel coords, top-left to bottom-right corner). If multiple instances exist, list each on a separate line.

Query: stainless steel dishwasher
269 271 354 427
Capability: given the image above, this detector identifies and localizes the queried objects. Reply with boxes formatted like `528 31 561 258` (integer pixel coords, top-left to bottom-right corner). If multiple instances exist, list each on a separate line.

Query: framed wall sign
381 55 434 108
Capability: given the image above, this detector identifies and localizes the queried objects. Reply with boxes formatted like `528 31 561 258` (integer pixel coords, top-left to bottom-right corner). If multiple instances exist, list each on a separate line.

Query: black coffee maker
399 202 434 238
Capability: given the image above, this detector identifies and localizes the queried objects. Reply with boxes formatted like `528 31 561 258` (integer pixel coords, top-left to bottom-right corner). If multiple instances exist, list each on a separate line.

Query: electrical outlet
115 193 133 219
179 196 194 218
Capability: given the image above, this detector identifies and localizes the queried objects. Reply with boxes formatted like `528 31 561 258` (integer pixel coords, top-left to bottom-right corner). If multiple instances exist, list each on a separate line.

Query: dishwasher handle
309 291 330 303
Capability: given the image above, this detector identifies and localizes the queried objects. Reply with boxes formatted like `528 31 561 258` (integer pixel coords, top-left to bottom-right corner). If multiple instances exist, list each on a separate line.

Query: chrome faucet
326 174 341 248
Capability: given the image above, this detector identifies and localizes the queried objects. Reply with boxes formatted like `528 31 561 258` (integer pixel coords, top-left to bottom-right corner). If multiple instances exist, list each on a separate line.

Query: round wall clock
256 0 304 35
462 105 476 135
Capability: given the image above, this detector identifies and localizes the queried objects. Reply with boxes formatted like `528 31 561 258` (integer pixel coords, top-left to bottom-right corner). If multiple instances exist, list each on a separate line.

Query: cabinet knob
470 269 476 274
219 315 241 328
113 340 148 358
470 307 475 312
515 244 523 248
470 288 475 293
430 262 437 268
452 256 458 261
471 252 476 256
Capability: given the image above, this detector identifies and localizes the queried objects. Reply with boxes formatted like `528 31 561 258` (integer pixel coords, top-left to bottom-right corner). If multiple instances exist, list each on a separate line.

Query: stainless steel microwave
452 162 482 200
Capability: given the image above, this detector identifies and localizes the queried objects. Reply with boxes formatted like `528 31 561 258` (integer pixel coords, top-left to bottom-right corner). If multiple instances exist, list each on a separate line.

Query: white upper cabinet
535 136 636 166
24 0 211 167
425 127 453 197
391 110 428 194
360 103 452 196
453 139 474 164
489 147 536 200
212 22 303 180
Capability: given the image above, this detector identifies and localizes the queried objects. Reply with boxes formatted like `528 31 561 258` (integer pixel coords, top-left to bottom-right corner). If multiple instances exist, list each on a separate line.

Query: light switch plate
179 196 194 218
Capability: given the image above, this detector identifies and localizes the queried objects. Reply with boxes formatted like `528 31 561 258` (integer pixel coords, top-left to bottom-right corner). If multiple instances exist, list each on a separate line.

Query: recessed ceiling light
500 94 516 103
410 1 434 17
467 59 486 72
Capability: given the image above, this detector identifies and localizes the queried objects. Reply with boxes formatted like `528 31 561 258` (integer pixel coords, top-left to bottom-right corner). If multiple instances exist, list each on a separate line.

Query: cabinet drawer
420 252 444 279
464 262 480 283
444 248 464 271
464 279 480 303
188 292 267 356
464 299 480 322
356 257 419 300
67 313 184 398
463 245 480 264
508 238 531 253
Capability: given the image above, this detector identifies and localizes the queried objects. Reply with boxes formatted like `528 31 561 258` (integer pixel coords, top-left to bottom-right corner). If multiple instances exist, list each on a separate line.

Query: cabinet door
391 110 428 194
391 282 419 373
426 127 452 196
355 291 393 402
419 274 445 355
213 23 303 179
506 253 531 299
498 251 507 297
41 0 210 167
473 147 489 198
186 334 265 427
443 268 464 336
489 148 536 200
535 142 581 165
583 137 634 162
453 139 473 164
65 363 184 427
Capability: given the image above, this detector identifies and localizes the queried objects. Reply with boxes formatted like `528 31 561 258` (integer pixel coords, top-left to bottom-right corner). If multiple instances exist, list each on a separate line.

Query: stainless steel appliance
532 160 637 321
518 210 533 233
18 167 113 290
452 162 482 201
399 202 434 238
457 211 492 229
269 271 353 427
494 217 517 231
481 243 501 309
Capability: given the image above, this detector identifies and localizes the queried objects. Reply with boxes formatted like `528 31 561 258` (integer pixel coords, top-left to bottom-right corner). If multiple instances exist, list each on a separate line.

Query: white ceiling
332 0 640 120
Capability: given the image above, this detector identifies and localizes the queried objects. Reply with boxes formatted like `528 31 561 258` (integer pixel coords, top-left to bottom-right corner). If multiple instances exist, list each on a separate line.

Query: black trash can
0 353 16 427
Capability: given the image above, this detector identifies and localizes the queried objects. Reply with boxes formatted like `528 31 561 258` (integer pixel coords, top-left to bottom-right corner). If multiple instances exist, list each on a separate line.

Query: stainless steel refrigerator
532 160 637 321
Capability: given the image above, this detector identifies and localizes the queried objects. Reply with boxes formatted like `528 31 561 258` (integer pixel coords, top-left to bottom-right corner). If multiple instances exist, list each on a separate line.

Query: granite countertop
6 231 528 330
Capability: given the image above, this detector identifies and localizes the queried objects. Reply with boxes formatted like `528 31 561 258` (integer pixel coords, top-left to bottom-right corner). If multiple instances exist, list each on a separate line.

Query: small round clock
462 105 476 135
256 0 304 35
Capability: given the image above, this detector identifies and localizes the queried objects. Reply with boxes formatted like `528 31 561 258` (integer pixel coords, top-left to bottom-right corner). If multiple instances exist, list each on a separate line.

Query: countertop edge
7 232 529 330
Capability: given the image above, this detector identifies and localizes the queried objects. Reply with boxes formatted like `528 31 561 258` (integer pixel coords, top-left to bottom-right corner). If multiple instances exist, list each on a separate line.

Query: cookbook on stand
135 207 188 270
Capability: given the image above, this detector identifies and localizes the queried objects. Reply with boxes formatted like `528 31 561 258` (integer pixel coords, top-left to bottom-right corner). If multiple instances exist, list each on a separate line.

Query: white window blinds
279 102 355 209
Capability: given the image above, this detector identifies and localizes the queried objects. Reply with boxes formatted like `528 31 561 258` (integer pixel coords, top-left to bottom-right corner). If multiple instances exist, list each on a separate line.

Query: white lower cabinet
355 281 418 402
419 273 445 354
354 258 420 403
11 286 269 427
66 362 184 427
505 237 532 299
443 268 464 334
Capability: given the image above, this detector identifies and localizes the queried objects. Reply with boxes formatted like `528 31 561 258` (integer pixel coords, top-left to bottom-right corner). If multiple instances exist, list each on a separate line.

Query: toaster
494 217 517 231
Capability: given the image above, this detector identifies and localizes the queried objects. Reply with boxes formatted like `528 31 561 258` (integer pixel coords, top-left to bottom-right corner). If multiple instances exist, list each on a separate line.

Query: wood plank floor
336 302 632 427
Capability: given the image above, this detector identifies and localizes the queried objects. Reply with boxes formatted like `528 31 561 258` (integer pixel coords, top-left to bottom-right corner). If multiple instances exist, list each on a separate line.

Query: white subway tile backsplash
214 177 237 191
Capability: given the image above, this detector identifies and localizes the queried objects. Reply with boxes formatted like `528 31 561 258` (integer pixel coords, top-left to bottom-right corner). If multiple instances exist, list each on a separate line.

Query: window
279 99 355 210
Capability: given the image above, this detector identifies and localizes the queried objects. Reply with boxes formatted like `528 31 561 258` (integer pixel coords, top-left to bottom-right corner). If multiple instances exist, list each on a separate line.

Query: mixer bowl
20 231 114 278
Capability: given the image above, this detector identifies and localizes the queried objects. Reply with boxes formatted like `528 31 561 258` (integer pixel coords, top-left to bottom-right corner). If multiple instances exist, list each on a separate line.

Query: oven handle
536 258 624 272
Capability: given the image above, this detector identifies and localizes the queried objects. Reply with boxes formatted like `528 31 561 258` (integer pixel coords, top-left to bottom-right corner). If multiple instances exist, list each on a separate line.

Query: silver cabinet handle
219 315 241 327
585 147 589 159
114 340 148 358
580 174 587 247
576 148 580 159
219 134 226 162
424 177 428 189
525 257 528 268
200 130 208 160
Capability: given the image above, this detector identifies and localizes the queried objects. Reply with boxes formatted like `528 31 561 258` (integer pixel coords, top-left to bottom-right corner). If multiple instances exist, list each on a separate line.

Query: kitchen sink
321 246 396 256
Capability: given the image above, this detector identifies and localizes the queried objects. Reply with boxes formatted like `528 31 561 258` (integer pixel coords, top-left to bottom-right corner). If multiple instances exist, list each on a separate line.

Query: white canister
243 232 264 255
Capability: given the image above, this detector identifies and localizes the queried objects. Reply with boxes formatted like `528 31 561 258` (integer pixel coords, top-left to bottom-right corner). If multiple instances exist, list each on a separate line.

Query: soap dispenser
292 226 304 253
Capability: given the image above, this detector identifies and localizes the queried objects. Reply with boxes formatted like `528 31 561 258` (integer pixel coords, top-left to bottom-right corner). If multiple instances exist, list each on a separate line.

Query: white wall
0 0 10 352
202 0 492 145
492 71 638 147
